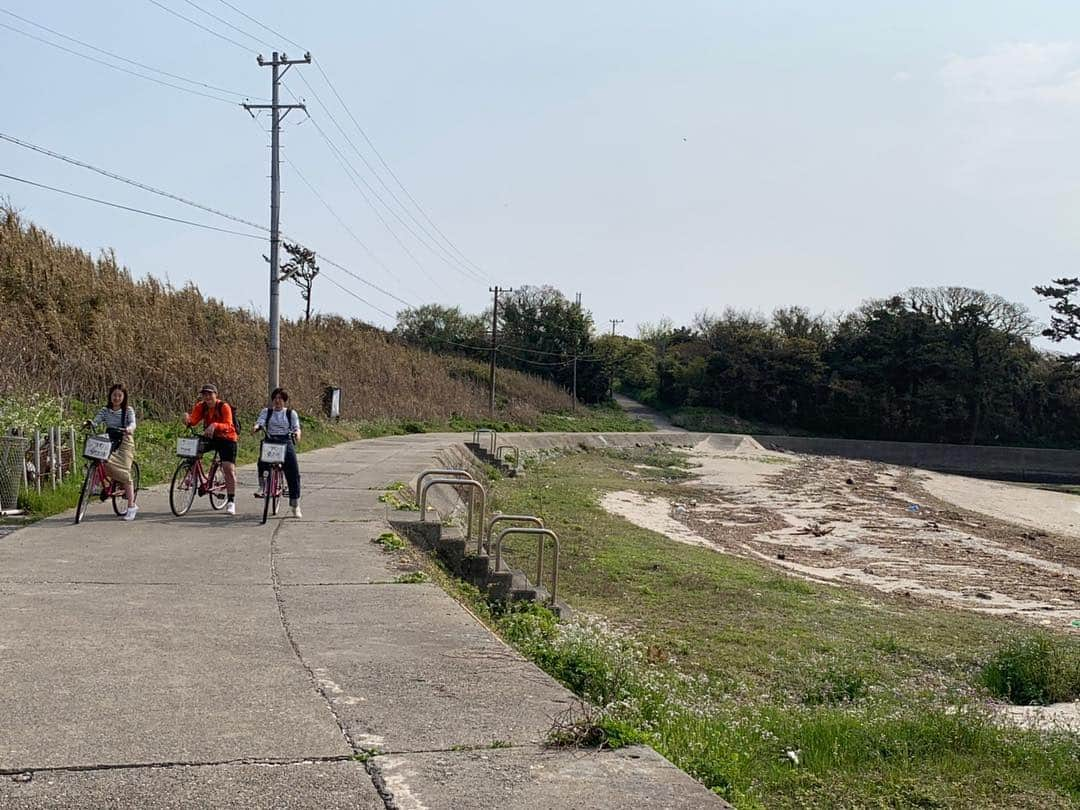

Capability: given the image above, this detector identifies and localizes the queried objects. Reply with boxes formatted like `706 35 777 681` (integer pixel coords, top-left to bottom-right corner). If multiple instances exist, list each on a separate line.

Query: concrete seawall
754 434 1080 484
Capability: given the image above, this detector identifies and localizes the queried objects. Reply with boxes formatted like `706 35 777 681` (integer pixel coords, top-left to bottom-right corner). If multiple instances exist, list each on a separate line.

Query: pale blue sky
4 1 1080 336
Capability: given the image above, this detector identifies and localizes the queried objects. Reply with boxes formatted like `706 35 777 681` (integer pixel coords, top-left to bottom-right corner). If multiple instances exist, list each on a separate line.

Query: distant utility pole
609 318 624 336
572 293 582 412
243 50 311 397
488 286 513 416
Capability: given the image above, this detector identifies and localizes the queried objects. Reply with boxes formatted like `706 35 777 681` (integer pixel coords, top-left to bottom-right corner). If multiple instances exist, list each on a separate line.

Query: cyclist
85 383 138 521
253 387 303 518
184 384 239 515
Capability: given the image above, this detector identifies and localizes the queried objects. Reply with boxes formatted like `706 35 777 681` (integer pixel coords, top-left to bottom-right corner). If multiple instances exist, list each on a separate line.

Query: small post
50 426 57 490
33 431 41 494
69 425 76 478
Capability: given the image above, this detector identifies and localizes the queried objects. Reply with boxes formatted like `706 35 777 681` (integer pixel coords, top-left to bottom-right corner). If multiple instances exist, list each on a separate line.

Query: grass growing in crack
472 447 1080 809
393 571 430 584
372 531 407 552
378 491 419 511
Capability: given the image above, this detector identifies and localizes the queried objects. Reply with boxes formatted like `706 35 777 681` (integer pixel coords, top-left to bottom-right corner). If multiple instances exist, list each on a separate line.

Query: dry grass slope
0 208 573 420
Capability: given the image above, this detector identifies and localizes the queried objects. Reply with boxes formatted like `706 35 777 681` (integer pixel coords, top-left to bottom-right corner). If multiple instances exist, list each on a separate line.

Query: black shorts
203 437 237 464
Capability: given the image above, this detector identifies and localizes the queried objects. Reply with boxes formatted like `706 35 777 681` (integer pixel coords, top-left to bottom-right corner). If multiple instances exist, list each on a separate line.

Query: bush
980 634 1080 705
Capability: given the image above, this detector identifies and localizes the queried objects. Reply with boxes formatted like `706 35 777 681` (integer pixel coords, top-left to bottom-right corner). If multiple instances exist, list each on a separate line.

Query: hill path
0 432 723 809
612 394 686 432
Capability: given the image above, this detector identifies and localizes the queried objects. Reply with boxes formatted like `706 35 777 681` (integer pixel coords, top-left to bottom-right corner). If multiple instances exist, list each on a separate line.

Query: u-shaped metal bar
485 513 543 556
495 444 519 467
492 526 561 605
420 477 486 549
415 468 474 505
471 428 497 455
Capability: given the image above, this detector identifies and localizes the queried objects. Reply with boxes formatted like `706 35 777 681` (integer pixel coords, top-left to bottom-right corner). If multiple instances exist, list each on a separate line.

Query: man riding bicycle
185 384 239 515
253 387 302 518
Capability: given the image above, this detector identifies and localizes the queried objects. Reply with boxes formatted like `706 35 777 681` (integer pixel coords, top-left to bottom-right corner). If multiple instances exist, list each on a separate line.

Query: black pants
258 436 301 503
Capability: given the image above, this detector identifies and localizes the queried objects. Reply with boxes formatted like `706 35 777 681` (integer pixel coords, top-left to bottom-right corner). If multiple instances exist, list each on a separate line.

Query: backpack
214 400 242 433
261 407 297 435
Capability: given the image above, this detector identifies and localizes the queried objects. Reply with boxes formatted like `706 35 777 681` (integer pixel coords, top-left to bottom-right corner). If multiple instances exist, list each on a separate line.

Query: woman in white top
253 387 303 518
85 383 138 520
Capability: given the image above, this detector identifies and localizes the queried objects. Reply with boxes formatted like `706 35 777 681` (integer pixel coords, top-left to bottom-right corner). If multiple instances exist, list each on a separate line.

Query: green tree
279 243 319 323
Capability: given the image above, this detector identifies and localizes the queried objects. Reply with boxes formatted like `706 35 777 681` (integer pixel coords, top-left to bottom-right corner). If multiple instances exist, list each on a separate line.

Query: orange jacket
186 400 238 442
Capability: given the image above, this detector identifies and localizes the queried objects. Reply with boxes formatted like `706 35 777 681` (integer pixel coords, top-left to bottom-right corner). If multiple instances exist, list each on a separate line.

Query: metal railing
484 513 543 556
492 526 561 604
471 428 497 455
420 477 486 550
494 443 520 469
415 468 474 506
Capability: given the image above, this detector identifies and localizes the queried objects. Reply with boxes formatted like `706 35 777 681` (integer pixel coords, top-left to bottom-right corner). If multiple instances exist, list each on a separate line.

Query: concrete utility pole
609 318 624 336
572 292 582 412
244 51 311 397
488 286 512 416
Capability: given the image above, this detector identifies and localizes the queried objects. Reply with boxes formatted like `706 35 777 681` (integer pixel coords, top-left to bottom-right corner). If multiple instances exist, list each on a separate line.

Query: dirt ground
603 437 1080 631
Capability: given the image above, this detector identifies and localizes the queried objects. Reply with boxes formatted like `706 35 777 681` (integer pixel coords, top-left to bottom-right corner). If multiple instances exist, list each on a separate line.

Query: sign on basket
261 442 287 464
176 437 201 457
83 436 112 461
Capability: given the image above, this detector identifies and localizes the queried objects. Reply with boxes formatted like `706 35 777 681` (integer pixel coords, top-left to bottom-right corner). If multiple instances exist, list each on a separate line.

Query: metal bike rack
492 526 561 605
495 444 520 469
415 468 474 505
484 513 543 556
420 477 486 550
471 428 497 455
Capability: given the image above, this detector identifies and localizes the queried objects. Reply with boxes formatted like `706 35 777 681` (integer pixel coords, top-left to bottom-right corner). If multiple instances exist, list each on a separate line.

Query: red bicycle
169 434 228 516
259 436 293 524
74 433 141 524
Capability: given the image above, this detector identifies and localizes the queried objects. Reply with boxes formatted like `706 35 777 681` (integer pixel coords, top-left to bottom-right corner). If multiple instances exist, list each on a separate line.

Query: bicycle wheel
74 462 97 524
112 461 141 516
208 462 228 510
272 468 281 516
170 459 198 516
261 468 275 525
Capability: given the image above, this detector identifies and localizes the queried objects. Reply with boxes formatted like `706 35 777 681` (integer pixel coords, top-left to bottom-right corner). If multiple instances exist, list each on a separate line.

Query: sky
4 1 1080 338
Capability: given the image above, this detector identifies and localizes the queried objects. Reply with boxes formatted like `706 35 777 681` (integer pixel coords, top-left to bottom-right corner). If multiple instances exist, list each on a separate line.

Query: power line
177 0 270 50
0 8 262 100
291 77 484 286
298 70 487 284
312 57 491 283
321 273 396 321
143 0 253 51
0 130 266 234
212 0 306 51
0 20 241 105
0 171 265 239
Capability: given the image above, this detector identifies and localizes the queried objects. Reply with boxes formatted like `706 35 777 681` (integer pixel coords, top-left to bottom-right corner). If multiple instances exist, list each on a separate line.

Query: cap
199 384 218 394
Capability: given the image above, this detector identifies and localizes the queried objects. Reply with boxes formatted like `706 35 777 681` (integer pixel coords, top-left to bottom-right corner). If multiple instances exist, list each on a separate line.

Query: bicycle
74 433 141 524
258 433 294 524
169 433 228 516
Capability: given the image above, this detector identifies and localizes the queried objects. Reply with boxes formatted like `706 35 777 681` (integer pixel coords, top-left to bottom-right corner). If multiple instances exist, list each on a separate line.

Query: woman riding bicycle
253 387 302 518
84 383 138 521
185 384 239 515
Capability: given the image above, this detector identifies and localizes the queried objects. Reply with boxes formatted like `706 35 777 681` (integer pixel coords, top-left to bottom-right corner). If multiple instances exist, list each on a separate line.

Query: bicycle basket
83 435 112 461
176 437 201 457
260 442 287 464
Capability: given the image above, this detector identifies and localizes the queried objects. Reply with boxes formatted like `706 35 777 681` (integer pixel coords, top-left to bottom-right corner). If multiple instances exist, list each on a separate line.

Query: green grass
981 635 1080 705
477 448 1080 809
372 531 407 552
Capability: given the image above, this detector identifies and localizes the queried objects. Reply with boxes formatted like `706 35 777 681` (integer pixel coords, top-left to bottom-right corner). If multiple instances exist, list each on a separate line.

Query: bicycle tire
261 468 275 525
272 467 281 516
74 462 96 524
208 461 228 510
170 459 198 516
111 461 142 516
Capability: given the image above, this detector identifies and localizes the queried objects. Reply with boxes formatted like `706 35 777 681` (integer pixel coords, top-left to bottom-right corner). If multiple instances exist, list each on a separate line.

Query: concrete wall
754 435 1080 484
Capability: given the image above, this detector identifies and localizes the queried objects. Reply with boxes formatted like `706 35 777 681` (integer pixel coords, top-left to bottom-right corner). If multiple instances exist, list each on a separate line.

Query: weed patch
372 532 407 552
981 635 1080 705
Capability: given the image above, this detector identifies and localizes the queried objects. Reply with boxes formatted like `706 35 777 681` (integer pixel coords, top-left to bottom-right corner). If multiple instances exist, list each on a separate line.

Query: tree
1034 277 1080 354
279 243 319 323
393 304 487 356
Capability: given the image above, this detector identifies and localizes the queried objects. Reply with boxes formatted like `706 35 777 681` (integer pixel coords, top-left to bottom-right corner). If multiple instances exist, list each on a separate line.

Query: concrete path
613 394 686 432
0 433 724 808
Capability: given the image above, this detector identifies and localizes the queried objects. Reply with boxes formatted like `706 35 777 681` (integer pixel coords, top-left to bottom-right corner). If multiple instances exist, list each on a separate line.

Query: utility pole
609 318 623 336
244 51 311 397
488 286 512 416
572 292 582 412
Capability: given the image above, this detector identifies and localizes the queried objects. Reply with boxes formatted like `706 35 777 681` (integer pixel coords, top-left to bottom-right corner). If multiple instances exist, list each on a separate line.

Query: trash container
0 435 29 511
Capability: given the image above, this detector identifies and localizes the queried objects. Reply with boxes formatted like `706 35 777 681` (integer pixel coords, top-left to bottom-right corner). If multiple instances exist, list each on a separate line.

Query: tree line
396 283 1080 447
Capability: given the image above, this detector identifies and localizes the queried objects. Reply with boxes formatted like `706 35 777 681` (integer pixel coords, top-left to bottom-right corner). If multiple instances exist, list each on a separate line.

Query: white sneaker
122 504 139 521
291 505 302 519
226 501 236 515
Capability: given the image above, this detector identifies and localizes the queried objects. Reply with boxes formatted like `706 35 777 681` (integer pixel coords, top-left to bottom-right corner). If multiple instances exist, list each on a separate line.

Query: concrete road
0 433 725 808
612 394 686 432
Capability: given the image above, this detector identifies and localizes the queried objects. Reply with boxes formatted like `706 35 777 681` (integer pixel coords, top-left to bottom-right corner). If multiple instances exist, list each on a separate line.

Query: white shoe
122 504 139 521
291 506 302 519
226 502 236 515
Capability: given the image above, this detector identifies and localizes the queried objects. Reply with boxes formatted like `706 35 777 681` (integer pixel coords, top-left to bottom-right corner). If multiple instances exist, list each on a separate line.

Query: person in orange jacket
185 384 239 515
